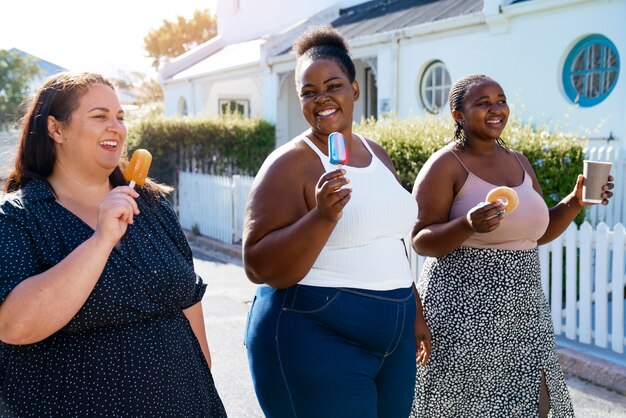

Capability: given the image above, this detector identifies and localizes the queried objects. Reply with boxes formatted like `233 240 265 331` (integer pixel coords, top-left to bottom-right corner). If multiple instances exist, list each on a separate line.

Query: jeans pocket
282 285 342 314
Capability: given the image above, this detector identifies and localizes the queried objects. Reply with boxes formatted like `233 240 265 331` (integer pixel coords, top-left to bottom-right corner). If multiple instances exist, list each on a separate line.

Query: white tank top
299 134 417 290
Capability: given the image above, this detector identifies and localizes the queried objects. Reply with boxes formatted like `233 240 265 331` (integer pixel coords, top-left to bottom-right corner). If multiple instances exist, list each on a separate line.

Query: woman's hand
315 169 351 222
573 174 615 207
465 201 505 233
415 316 432 365
93 186 140 248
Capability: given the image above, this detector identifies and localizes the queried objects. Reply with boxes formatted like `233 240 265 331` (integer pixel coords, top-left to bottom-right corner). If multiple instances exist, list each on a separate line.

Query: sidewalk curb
184 230 243 261
184 232 626 397
558 347 626 396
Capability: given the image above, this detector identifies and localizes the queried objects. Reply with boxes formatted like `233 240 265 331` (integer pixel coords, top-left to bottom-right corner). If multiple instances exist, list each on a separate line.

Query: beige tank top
448 150 549 250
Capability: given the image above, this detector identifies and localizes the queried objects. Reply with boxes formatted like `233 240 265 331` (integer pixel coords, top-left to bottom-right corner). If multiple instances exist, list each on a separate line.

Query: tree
0 49 42 130
144 9 217 70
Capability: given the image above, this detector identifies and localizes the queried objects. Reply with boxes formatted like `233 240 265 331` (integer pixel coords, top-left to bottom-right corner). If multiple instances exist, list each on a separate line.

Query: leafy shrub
126 116 275 187
355 114 586 223
355 115 452 191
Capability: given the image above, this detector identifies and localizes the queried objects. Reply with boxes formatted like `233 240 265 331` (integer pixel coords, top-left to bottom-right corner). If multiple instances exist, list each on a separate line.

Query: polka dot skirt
411 246 574 418
0 180 226 417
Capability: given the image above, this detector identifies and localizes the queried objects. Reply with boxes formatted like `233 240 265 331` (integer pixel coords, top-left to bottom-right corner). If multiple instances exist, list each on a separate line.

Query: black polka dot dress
411 247 574 418
0 179 227 417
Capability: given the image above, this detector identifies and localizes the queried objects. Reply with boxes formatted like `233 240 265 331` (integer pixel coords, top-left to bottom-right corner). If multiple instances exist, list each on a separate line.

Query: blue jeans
245 284 416 418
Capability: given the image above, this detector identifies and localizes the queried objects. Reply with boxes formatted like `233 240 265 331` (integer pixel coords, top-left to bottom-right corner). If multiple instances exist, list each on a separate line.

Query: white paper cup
582 160 612 203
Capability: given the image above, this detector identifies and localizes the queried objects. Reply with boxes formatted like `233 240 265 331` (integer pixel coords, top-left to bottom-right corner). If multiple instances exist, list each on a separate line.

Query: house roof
9 48 66 77
170 38 264 81
166 0 492 78
330 0 483 40
269 0 483 57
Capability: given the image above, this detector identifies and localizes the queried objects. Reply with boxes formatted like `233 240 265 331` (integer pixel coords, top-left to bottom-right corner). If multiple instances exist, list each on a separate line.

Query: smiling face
453 79 509 143
297 58 359 137
49 84 126 178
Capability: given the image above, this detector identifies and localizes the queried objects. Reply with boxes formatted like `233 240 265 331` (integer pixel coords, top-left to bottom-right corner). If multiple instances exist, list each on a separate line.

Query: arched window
419 61 451 114
563 35 619 107
178 97 188 116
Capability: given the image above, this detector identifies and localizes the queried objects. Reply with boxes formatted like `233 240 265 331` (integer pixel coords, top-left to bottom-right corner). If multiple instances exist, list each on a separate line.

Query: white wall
216 0 363 44
204 76 263 117
277 70 309 146
395 0 626 142
163 82 194 116
164 73 263 118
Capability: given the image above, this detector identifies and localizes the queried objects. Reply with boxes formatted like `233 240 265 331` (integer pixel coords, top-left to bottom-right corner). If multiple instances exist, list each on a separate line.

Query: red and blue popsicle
328 132 349 166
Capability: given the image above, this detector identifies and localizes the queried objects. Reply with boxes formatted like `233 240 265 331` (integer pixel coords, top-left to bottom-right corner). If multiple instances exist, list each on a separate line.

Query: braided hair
448 74 507 149
293 25 356 86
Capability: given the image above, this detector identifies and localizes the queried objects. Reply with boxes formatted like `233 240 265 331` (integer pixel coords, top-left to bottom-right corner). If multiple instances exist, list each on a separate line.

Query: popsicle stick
128 180 136 189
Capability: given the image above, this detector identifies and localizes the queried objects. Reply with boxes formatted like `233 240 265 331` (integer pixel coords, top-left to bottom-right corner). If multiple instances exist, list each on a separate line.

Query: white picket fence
178 170 625 356
584 145 625 227
178 172 254 244
408 221 626 356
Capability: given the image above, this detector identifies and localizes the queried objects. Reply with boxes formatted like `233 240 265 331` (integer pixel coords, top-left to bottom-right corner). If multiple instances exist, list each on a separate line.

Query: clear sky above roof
1 0 217 77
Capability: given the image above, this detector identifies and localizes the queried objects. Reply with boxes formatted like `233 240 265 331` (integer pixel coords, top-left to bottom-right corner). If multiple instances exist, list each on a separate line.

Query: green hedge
355 115 586 223
125 114 586 223
126 116 275 187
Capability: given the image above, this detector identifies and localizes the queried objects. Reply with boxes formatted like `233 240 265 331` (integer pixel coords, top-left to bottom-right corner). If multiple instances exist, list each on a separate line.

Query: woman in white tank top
242 25 431 418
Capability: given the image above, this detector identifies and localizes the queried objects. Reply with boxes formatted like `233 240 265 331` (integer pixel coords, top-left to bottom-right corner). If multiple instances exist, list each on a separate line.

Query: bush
355 115 586 223
126 116 275 187
355 115 452 191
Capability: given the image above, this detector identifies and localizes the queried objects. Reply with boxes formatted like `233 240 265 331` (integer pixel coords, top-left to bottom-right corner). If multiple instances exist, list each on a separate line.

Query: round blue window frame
562 35 620 107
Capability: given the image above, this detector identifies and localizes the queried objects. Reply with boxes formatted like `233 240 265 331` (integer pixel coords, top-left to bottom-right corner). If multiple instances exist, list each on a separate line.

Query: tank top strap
301 135 336 171
449 150 471 173
510 149 527 172
301 135 327 159
356 133 374 154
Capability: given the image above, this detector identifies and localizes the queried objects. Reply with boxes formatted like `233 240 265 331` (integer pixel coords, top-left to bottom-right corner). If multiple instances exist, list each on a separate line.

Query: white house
160 0 625 148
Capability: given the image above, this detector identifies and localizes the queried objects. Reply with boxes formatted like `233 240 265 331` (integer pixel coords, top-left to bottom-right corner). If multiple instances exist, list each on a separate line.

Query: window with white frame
219 99 249 117
563 34 619 107
419 61 451 114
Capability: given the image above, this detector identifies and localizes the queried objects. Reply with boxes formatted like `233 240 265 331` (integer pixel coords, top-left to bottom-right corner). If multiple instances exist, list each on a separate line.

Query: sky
1 0 218 79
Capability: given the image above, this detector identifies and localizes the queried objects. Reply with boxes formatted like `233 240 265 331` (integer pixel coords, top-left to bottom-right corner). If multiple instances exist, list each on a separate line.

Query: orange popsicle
124 149 152 188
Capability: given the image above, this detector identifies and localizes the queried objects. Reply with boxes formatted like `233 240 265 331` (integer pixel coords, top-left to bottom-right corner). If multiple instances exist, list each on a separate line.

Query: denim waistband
292 284 414 303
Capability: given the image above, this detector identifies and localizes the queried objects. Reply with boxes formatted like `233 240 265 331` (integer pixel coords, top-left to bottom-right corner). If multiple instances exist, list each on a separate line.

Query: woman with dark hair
0 72 226 417
242 25 431 418
410 74 614 417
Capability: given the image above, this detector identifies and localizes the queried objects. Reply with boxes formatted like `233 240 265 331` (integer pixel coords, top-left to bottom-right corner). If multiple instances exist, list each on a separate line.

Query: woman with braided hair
242 25 431 418
409 74 614 417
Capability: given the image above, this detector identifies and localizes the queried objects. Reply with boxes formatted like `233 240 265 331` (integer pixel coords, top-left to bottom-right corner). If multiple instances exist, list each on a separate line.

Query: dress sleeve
153 196 206 309
181 274 208 309
0 215 41 303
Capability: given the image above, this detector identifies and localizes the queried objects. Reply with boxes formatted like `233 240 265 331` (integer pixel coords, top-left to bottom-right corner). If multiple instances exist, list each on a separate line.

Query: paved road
193 248 626 418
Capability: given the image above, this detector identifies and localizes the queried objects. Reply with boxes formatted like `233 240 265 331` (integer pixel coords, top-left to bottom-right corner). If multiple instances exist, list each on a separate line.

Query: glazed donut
486 186 519 213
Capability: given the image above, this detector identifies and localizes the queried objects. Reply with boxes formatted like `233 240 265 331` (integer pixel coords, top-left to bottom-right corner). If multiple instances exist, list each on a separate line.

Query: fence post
565 225 577 340
578 222 593 344
232 175 241 244
611 223 625 353
594 222 610 348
